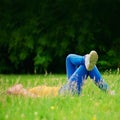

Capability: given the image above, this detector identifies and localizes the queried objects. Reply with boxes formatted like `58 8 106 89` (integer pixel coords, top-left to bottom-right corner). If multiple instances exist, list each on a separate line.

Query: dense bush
0 0 120 73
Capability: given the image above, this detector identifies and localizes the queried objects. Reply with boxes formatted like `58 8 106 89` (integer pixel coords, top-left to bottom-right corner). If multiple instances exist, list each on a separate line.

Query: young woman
6 50 111 97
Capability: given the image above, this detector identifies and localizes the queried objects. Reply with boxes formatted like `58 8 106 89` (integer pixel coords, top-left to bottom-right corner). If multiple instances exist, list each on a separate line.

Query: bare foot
109 90 115 95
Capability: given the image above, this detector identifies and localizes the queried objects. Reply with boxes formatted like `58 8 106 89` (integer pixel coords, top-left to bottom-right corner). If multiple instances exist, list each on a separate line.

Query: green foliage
0 0 120 73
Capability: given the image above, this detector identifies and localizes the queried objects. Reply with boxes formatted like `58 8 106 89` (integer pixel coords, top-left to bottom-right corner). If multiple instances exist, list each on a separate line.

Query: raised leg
89 66 109 91
59 54 87 95
66 54 85 79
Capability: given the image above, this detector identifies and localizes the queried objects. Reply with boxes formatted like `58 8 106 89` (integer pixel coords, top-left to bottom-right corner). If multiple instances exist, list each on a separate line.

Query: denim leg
66 54 85 79
89 66 109 91
89 66 102 83
59 65 88 95
69 65 88 94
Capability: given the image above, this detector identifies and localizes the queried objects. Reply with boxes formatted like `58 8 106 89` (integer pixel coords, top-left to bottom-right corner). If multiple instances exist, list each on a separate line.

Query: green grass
0 73 120 120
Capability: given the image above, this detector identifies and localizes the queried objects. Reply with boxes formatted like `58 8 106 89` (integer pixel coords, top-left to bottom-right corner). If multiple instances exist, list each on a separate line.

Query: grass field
0 72 120 120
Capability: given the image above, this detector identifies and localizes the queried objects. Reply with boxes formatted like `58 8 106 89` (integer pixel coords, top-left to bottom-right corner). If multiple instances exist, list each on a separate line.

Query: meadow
0 72 120 120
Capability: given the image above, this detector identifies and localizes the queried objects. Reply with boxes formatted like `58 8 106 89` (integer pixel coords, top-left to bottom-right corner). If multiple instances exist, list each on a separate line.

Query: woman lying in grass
7 50 113 97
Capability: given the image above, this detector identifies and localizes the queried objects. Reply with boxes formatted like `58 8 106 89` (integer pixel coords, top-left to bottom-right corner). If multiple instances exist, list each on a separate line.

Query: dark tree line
0 0 120 74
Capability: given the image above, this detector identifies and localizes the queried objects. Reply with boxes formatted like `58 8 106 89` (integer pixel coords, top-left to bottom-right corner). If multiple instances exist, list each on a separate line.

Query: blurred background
0 0 120 74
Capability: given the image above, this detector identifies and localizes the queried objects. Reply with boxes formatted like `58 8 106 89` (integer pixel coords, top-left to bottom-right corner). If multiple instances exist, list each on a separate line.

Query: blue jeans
59 54 109 95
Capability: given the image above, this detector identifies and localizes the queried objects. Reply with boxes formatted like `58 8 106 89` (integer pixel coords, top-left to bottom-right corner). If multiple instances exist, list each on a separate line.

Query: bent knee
66 54 74 61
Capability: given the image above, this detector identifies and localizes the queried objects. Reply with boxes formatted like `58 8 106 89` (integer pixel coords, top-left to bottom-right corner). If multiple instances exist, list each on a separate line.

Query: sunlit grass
0 72 120 120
